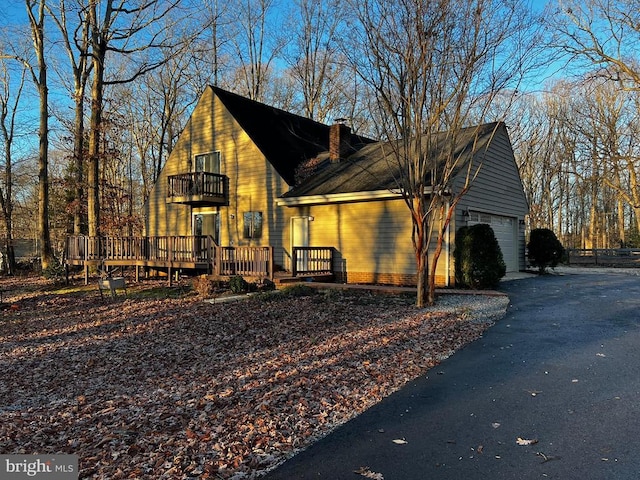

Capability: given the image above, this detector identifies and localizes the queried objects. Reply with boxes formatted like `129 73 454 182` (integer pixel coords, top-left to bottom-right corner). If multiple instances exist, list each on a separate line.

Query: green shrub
455 223 506 289
229 275 249 294
280 283 316 297
625 229 640 248
527 228 565 273
42 258 65 283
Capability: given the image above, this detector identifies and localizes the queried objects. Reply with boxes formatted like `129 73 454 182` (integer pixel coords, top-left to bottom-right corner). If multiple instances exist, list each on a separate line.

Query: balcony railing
167 172 229 205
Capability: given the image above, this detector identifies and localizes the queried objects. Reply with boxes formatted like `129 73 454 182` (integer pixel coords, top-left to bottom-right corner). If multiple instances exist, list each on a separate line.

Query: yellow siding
144 86 290 263
145 85 456 285
279 199 452 286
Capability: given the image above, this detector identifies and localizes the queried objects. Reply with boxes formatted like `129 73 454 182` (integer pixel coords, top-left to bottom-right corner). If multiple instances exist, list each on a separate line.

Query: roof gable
211 86 372 185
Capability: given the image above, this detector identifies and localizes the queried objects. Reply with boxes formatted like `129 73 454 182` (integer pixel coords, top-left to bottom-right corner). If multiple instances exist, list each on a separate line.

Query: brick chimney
329 120 351 163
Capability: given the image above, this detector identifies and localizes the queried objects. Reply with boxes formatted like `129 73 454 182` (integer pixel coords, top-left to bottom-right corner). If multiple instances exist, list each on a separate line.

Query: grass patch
50 284 96 295
129 285 193 299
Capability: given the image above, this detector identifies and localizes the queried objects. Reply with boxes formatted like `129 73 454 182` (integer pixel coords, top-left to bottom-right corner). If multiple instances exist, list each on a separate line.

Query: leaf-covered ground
0 276 496 479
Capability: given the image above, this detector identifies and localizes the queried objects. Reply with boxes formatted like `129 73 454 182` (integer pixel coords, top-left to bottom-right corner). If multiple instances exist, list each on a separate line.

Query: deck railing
216 246 274 278
167 172 228 201
66 235 216 263
292 247 334 276
66 236 273 279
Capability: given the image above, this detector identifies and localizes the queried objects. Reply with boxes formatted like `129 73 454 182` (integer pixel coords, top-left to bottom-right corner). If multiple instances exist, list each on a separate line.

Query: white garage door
468 212 518 272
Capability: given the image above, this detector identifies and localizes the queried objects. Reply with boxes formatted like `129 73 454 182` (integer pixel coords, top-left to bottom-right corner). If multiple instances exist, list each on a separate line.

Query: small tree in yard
348 0 545 306
527 228 565 273
455 224 506 289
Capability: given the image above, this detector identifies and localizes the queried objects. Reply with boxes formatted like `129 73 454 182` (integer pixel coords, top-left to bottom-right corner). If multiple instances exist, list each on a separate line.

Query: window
243 212 263 239
194 151 221 173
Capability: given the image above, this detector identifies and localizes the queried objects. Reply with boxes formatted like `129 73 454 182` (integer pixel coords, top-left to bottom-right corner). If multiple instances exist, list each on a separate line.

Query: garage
467 211 518 272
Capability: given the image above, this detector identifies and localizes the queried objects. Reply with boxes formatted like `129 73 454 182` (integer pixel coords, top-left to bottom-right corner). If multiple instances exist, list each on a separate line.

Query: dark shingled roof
211 86 373 185
283 122 504 198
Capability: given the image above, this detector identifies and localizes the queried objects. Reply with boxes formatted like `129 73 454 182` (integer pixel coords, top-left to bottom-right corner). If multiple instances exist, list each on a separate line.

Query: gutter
276 187 448 207
275 189 405 206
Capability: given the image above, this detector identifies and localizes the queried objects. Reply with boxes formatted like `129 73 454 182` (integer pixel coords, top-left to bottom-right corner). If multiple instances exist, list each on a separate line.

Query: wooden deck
65 235 274 283
65 236 336 284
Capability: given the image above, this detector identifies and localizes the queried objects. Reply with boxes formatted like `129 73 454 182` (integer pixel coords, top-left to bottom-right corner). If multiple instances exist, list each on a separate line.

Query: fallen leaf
0 276 498 479
355 466 384 479
516 437 538 446
392 438 408 445
491 422 501 429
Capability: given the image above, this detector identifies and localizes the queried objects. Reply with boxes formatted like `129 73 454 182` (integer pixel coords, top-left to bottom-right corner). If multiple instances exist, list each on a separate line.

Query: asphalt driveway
264 272 640 479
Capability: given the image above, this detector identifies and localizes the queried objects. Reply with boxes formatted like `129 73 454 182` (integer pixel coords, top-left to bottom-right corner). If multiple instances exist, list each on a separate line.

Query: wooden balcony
167 172 229 206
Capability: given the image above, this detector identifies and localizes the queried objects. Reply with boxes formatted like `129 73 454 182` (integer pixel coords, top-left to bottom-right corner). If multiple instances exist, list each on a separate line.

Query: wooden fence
566 248 640 267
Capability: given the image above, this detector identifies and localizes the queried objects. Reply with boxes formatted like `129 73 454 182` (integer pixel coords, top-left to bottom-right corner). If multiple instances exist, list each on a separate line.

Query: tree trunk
73 95 85 235
429 198 457 304
38 79 52 269
415 251 429 308
412 200 430 308
87 9 105 238
28 1 54 270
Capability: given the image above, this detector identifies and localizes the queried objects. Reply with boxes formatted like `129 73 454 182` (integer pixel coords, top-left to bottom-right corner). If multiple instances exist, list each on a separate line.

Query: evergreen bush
229 275 249 294
527 228 565 273
455 223 506 289
280 283 316 297
42 258 65 283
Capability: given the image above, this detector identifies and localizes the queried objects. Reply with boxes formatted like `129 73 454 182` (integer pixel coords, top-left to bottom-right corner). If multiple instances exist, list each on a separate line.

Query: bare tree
0 59 27 274
547 1 640 247
24 0 55 270
553 0 640 91
282 0 348 122
228 0 284 102
47 0 92 235
350 0 543 306
85 0 181 237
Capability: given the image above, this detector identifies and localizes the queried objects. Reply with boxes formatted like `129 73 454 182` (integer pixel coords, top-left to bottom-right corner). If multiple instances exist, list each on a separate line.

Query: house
140 86 528 286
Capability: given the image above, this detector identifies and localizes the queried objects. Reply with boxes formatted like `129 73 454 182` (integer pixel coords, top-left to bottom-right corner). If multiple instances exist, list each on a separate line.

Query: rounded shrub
229 275 249 294
280 283 316 297
42 257 66 283
527 228 564 273
455 223 506 289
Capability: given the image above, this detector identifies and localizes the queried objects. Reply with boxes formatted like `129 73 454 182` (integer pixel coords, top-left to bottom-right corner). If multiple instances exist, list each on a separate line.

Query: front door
193 212 219 244
291 216 309 273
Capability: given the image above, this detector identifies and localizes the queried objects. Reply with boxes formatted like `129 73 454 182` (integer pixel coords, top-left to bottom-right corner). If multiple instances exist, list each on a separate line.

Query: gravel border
426 293 510 324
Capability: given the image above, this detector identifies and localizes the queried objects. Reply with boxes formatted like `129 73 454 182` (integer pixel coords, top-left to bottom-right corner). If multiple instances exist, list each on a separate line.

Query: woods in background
1 0 639 275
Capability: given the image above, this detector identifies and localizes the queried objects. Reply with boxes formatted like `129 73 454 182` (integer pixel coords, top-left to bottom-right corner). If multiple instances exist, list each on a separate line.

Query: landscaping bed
0 275 504 479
